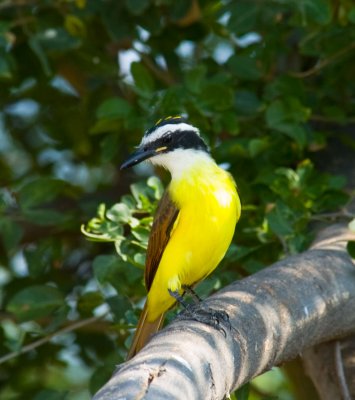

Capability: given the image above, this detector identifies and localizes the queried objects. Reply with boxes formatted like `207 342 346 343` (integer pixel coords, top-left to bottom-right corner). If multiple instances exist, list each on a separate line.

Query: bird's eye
163 133 172 144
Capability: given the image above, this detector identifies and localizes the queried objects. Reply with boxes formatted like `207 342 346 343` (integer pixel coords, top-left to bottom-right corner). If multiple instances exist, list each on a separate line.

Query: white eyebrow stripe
141 123 200 146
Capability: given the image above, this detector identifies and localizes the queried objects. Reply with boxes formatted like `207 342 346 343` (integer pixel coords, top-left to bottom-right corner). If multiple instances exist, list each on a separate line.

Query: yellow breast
147 157 241 321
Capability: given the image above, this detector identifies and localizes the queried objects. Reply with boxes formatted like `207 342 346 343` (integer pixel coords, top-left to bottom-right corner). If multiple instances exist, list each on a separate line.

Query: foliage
0 0 354 399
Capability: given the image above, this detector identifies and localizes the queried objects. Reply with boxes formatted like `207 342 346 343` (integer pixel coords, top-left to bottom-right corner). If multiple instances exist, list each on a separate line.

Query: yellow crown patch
155 115 183 126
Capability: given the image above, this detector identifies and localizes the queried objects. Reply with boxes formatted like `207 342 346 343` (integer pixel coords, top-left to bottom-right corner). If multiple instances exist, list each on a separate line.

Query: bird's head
120 116 209 172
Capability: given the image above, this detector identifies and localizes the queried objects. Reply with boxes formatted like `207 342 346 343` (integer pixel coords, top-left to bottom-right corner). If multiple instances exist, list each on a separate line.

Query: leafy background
1 0 354 399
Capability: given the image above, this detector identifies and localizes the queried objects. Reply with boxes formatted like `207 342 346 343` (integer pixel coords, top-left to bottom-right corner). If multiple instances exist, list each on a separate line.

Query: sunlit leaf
96 97 133 120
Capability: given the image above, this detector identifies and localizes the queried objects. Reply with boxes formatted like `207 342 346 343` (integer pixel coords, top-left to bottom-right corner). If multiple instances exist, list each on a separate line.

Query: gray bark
94 225 355 400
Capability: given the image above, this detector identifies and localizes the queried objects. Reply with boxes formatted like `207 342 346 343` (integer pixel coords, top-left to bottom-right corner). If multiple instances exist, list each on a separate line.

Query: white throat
149 149 213 180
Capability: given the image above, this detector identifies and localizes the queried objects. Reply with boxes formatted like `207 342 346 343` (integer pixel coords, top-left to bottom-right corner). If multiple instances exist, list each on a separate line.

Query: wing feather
145 190 179 290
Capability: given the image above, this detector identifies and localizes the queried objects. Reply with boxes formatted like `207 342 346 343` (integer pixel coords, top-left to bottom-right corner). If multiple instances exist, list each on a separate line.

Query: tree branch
94 225 355 400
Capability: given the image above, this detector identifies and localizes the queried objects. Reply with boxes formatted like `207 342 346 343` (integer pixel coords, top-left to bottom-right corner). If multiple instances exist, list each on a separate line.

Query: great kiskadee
121 116 241 360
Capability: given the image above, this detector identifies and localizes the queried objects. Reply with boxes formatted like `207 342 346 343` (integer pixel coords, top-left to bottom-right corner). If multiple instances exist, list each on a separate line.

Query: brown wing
145 190 179 290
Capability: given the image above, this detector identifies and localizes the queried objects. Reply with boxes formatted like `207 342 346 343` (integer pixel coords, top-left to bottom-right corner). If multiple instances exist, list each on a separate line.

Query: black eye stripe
162 133 172 142
143 129 209 154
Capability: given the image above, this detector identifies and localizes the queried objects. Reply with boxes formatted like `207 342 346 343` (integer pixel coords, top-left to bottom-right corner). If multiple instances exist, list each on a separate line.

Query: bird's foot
168 288 189 308
181 285 202 304
177 303 231 337
168 288 231 336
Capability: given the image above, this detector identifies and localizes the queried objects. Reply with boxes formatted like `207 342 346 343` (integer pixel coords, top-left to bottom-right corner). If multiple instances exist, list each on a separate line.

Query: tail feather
126 301 164 360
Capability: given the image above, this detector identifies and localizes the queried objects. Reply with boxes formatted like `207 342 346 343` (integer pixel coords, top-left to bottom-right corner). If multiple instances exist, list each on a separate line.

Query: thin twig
310 115 355 124
334 340 351 400
289 43 355 78
310 209 354 222
0 312 109 365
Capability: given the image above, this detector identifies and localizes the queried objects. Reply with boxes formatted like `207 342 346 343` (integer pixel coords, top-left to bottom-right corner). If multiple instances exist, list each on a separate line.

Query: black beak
120 147 156 170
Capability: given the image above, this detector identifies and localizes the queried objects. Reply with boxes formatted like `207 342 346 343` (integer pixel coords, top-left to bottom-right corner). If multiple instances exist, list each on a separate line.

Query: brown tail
126 301 164 360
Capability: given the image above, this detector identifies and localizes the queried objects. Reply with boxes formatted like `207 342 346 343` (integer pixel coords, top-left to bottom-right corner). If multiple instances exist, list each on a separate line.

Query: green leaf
29 37 51 76
266 203 294 236
90 118 122 134
106 203 132 224
81 216 124 242
235 90 261 115
125 0 150 15
34 27 81 52
96 97 133 120
25 241 52 278
267 98 310 124
22 209 70 226
0 21 12 41
295 0 332 25
6 285 65 322
147 176 164 200
131 226 150 244
64 15 86 37
133 252 145 267
327 175 347 190
234 383 250 400
0 217 23 253
184 65 207 94
227 54 262 81
90 364 121 396
243 259 266 274
93 255 122 285
315 190 349 212
100 133 120 161
169 0 193 21
77 291 104 315
218 111 240 136
348 8 355 24
0 54 13 80
18 178 66 209
347 241 355 259
264 76 305 101
248 138 269 158
227 2 258 34
101 2 133 40
130 181 155 210
199 83 234 111
266 98 311 146
158 86 184 114
131 62 155 95
106 294 132 321
225 243 260 262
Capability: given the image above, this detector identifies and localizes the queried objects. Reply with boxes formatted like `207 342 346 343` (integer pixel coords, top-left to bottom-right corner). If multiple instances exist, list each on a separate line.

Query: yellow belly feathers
146 159 240 321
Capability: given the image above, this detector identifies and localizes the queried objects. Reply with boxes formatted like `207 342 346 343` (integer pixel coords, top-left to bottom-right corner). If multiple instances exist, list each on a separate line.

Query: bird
121 115 241 360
